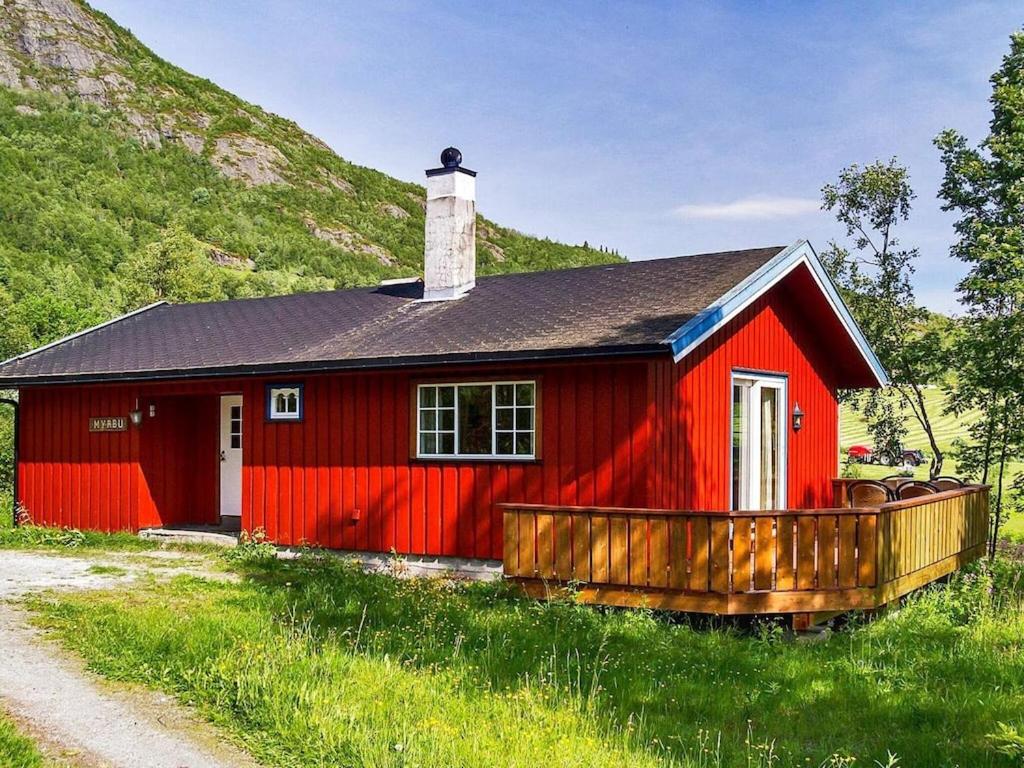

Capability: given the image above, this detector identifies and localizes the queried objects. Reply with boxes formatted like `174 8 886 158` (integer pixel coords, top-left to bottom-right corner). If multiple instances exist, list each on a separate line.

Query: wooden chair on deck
932 476 964 492
846 479 893 507
895 480 938 500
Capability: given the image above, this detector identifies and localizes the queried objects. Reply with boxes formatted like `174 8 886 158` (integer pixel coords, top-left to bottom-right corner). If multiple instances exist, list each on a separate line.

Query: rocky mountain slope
0 0 619 358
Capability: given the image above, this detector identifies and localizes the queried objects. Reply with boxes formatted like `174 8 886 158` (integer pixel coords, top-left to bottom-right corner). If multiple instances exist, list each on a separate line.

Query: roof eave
0 343 670 388
662 240 889 388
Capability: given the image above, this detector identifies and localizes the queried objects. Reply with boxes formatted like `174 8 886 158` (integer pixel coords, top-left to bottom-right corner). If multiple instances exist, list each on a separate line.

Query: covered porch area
135 390 241 532
501 484 990 627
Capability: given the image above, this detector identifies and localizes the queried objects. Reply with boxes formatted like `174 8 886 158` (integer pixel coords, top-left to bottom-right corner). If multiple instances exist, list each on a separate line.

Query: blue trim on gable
800 242 888 386
665 242 804 355
664 241 888 387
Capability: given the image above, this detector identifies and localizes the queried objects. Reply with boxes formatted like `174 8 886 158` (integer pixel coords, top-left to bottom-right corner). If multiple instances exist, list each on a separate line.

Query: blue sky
93 1 1022 313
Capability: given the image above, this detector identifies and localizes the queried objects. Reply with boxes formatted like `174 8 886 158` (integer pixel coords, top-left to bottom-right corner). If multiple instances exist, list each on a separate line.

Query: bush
222 527 278 564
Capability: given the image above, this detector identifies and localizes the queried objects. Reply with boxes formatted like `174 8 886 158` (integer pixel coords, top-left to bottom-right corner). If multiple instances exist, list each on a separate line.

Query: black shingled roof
0 246 786 385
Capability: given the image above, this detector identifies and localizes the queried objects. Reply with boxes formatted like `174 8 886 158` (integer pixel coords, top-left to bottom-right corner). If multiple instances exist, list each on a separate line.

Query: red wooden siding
19 386 138 531
17 387 221 531
16 274 844 557
651 276 840 510
17 362 651 558
237 362 650 559
138 395 219 528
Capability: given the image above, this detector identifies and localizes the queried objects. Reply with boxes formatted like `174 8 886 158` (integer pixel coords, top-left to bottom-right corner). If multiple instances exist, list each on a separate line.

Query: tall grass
0 524 156 551
28 551 1024 768
0 713 46 768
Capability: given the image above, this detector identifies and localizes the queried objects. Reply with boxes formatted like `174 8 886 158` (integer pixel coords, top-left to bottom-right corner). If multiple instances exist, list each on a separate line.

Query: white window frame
416 380 537 460
730 372 787 510
267 384 303 422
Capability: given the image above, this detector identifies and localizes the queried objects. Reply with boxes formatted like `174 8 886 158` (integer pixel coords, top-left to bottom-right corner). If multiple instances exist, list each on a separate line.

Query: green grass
840 387 972 457
0 524 157 551
27 551 1024 768
0 712 46 768
1004 515 1024 541
0 523 225 558
86 564 128 576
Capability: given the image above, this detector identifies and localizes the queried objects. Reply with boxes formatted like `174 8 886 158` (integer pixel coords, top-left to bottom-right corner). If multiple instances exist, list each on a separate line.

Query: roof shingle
0 246 785 384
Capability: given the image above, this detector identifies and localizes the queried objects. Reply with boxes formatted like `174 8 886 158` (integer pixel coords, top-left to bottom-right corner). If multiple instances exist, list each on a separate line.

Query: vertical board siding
18 385 220 532
19 361 652 560
238 362 652 560
652 283 841 511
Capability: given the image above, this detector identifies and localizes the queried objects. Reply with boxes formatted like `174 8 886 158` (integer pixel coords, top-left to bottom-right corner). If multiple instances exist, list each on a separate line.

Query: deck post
791 612 812 632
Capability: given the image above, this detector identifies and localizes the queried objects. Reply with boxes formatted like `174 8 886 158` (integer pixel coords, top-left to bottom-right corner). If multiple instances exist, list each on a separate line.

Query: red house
7 151 994 626
0 149 888 566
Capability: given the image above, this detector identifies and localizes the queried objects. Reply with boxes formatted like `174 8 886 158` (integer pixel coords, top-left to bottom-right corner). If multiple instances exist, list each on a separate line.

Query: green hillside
0 0 619 360
839 387 975 458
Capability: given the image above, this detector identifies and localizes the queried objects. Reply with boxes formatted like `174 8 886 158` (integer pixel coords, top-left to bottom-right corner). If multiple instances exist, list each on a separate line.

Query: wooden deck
500 484 989 622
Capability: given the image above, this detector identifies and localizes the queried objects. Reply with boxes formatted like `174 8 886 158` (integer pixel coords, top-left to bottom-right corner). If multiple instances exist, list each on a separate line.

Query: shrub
222 527 278 564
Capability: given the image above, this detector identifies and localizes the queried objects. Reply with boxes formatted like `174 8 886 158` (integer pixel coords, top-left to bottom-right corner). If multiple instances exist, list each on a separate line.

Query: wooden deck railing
500 485 989 617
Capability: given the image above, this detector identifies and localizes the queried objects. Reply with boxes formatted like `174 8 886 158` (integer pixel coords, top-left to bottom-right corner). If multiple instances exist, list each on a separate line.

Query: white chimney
423 147 476 301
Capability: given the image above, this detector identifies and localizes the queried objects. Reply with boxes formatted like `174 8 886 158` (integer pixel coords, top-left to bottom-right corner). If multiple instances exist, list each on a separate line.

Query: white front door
731 373 787 510
219 395 243 520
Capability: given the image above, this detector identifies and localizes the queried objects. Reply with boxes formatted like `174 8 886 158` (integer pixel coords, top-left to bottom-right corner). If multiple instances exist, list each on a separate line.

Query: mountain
0 0 620 359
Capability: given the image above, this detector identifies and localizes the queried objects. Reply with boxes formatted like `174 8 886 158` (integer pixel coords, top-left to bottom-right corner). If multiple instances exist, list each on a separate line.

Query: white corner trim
0 301 168 367
663 240 888 387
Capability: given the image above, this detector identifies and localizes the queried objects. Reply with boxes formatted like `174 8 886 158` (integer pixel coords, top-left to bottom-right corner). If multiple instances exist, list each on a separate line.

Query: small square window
266 383 304 421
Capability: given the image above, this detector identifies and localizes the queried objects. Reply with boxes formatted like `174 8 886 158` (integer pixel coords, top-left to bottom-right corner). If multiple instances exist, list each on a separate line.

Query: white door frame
730 372 787 510
219 394 243 520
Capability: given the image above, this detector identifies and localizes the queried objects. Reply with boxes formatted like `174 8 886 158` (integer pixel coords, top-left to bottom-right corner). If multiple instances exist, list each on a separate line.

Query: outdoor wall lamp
129 398 143 427
792 402 804 432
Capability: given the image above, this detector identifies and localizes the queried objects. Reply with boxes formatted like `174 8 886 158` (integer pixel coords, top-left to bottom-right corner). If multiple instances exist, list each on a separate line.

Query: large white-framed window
416 380 537 459
731 372 787 510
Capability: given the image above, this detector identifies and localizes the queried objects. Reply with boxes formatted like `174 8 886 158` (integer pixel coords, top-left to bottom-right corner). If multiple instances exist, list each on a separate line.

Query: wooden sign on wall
89 417 127 433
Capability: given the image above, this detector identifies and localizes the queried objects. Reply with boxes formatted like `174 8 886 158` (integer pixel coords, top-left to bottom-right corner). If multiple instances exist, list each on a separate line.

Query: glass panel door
732 381 749 509
731 374 787 510
759 385 779 508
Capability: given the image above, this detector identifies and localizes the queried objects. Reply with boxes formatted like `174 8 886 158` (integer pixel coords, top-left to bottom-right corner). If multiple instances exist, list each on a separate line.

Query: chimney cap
426 146 477 177
440 146 462 168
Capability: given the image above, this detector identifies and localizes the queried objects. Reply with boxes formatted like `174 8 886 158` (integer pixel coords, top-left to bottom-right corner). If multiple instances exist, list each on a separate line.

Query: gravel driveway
0 549 259 768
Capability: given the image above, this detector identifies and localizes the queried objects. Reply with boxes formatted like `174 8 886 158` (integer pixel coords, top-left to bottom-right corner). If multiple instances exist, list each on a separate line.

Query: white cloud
673 195 820 221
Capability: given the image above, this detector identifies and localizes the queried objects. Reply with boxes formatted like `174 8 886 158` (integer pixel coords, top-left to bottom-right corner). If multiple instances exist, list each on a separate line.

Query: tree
821 159 949 478
114 225 231 308
935 31 1024 554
